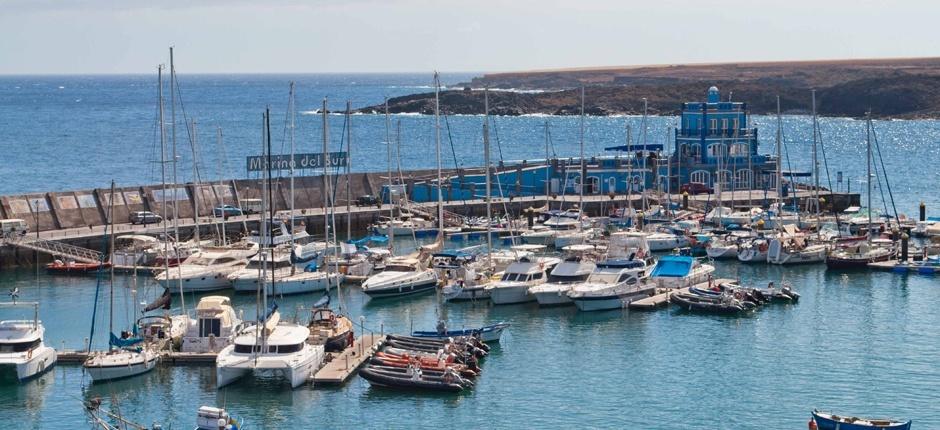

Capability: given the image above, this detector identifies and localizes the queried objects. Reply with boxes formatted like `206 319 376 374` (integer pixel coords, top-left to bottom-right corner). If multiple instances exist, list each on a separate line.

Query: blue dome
707 86 720 103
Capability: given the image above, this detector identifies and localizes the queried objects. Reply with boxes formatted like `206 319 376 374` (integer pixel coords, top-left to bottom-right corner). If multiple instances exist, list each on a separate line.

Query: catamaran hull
216 346 324 389
0 347 56 381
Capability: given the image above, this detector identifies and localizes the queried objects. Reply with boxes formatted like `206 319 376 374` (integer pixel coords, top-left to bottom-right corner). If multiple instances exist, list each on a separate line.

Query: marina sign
246 152 348 172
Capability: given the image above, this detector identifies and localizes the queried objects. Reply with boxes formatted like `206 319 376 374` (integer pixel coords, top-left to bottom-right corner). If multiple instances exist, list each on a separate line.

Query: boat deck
313 334 386 384
629 278 736 310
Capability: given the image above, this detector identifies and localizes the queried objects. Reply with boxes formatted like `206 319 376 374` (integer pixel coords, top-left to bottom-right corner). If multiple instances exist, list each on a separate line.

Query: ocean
1 74 939 429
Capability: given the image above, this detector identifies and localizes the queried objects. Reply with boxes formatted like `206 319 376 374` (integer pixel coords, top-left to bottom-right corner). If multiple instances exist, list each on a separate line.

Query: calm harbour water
1 74 939 429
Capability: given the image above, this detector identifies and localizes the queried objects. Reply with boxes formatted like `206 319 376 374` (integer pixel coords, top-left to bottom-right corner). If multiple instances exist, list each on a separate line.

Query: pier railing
4 236 103 264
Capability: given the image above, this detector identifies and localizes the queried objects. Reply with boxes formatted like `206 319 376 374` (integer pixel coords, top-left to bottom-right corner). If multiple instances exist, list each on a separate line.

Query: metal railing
5 235 102 263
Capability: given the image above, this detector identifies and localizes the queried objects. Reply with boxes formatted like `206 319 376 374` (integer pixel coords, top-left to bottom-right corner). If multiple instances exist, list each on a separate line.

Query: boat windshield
501 272 542 282
588 271 625 284
547 273 590 283
234 342 305 354
384 264 416 272
187 257 216 266
0 339 41 353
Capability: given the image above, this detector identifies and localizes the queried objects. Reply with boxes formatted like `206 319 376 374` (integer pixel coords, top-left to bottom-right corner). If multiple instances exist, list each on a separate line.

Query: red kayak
46 260 111 274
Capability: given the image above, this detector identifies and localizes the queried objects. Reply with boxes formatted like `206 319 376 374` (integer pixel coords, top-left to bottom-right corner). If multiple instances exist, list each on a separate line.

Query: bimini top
650 255 693 278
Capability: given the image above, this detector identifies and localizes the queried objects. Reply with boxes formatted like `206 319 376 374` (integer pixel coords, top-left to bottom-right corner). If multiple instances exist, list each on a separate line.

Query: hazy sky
1 0 937 74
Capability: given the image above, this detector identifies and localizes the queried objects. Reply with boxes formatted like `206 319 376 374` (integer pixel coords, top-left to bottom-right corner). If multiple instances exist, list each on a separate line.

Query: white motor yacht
265 270 345 296
568 259 656 311
767 234 829 265
361 257 439 298
0 302 56 381
371 215 435 236
156 244 258 293
485 256 561 305
229 241 324 292
529 245 596 306
644 231 691 252
181 296 242 354
649 254 715 289
216 311 323 389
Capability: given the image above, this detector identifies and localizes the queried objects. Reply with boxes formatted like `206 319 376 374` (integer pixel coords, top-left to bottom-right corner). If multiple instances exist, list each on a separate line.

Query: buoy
808 417 817 430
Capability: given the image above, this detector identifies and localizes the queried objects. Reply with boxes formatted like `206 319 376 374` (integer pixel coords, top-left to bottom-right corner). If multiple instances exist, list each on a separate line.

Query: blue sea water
1 74 939 429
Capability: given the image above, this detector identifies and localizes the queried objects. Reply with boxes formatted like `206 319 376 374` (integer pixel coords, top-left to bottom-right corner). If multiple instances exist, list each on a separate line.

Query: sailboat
84 182 159 382
553 87 595 249
215 108 324 389
826 113 895 268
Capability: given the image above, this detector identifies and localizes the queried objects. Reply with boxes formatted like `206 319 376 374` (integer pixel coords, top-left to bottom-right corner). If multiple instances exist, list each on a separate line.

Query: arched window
715 169 732 190
690 170 710 185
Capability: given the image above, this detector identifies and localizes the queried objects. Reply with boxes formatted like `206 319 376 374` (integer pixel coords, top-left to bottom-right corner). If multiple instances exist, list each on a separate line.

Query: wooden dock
57 350 217 365
630 287 689 310
629 278 736 310
313 334 386 384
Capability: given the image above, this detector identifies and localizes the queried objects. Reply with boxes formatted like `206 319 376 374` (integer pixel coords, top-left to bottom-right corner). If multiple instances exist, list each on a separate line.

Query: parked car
356 195 380 207
213 205 244 218
680 183 713 195
129 211 163 225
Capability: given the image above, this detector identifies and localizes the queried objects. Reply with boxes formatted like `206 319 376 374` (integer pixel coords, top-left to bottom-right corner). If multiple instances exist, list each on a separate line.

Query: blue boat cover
109 325 142 348
651 255 693 278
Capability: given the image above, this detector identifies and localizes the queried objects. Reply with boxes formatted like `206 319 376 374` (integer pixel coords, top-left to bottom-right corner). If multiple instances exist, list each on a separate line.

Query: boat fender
807 417 817 430
27 348 32 359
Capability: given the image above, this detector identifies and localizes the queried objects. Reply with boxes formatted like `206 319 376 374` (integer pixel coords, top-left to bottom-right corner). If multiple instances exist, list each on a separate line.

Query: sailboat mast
346 100 352 241
190 119 200 244
217 127 227 245
484 89 493 258
158 64 171 288
812 89 820 217
579 87 585 216
169 47 185 316
434 72 444 239
775 96 783 205
259 110 269 348
544 121 550 200
108 181 116 351
866 111 873 242
289 82 296 273
322 99 332 295
384 99 395 256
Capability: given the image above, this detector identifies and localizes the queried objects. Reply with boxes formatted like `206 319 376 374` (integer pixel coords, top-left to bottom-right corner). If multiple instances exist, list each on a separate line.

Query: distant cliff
356 58 940 118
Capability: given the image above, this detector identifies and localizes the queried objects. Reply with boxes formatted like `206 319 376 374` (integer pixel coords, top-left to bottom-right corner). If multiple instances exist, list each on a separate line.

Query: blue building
667 86 776 191
382 86 777 205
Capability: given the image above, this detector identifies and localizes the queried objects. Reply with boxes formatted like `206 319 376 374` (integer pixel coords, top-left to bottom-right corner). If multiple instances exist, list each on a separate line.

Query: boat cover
651 256 693 278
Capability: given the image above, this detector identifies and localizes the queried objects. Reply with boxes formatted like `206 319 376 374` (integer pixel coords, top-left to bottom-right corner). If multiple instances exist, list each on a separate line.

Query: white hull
737 249 768 263
706 245 739 259
521 231 556 246
0 346 56 381
647 235 691 252
554 232 588 249
85 350 158 382
571 285 656 312
768 248 827 265
158 270 238 293
489 285 534 305
531 287 574 306
444 284 491 301
216 344 324 389
230 267 295 292
266 272 345 296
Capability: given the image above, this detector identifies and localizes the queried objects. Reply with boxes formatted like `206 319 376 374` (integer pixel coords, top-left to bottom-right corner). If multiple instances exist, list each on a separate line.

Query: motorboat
306 307 354 353
84 346 159 382
371 215 435 236
520 225 557 246
644 231 691 252
216 309 324 389
136 314 187 351
0 301 56 381
411 322 510 343
811 409 911 430
669 291 753 314
361 257 439 299
45 260 110 274
649 254 715 289
705 235 742 259
110 234 161 267
266 269 345 296
522 214 582 246
195 406 243 430
181 296 242 354
568 259 656 311
554 228 597 249
155 243 258 293
246 216 320 248
528 245 596 306
229 242 325 292
485 256 561 305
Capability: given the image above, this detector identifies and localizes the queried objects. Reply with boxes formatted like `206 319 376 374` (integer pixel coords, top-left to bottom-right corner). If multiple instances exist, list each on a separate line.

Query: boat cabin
232 324 309 355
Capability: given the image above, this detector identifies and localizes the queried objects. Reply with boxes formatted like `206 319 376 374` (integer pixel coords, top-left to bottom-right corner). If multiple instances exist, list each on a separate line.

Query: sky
0 0 937 74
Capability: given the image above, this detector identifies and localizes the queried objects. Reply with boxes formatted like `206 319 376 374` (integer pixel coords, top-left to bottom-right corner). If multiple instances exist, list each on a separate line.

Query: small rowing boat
811 409 911 430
